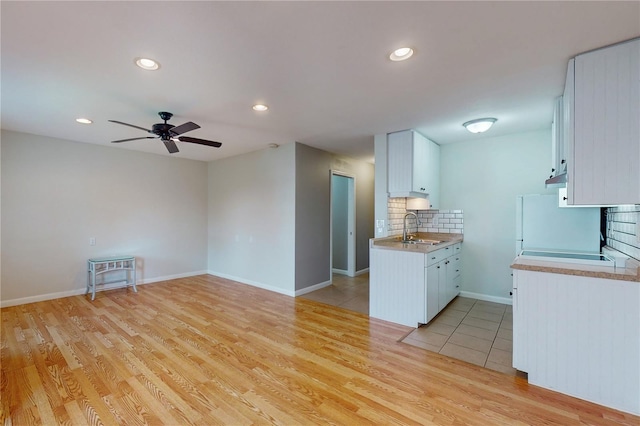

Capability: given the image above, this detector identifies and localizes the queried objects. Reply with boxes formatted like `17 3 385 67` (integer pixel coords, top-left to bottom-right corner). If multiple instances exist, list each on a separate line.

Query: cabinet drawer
449 256 462 279
452 243 462 254
426 248 448 266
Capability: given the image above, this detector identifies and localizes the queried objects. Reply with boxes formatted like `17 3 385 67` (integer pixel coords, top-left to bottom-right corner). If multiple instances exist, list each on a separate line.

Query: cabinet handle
561 159 565 164
437 266 440 269
445 260 449 264
549 175 553 179
456 285 460 288
551 168 555 172
456 269 459 272
563 197 567 201
431 256 436 260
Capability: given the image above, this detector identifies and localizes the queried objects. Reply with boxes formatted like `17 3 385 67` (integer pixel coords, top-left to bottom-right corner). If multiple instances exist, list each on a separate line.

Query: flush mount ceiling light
463 118 497 133
75 117 93 124
135 57 160 70
252 104 269 112
389 47 414 61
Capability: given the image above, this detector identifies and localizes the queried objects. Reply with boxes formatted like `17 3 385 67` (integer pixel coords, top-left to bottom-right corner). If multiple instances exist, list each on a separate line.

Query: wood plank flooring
2 274 638 425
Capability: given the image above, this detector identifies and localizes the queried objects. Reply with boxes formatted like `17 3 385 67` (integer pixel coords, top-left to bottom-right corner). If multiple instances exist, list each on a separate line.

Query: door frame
330 170 356 277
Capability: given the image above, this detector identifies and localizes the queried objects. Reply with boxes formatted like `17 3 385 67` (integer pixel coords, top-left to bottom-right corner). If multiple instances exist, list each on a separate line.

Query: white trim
139 270 208 285
355 267 370 276
295 279 332 296
0 270 208 308
332 268 349 275
459 291 513 306
207 270 295 297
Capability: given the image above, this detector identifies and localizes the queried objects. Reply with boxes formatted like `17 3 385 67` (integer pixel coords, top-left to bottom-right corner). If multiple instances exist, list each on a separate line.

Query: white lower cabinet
370 248 425 327
512 269 640 415
426 262 445 321
427 243 462 321
370 243 462 328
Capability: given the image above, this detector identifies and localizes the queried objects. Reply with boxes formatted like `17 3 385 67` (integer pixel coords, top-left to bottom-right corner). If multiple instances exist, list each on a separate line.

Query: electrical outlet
89 237 96 246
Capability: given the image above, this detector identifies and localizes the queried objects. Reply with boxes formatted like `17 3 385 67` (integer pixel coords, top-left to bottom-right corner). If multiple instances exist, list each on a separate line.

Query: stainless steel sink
400 239 443 245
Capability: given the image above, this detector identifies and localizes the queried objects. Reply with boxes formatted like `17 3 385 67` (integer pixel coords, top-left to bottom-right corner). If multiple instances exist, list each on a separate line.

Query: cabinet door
427 138 440 209
387 130 414 194
550 96 565 178
564 59 575 203
412 132 429 193
436 260 448 310
425 264 440 323
572 39 640 205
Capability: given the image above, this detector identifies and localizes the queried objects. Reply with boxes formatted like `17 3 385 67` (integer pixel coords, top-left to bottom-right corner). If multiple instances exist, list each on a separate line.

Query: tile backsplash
387 198 463 236
606 205 640 261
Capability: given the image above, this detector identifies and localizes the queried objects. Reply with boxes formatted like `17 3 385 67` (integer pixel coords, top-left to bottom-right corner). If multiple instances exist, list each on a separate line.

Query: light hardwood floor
2 274 638 425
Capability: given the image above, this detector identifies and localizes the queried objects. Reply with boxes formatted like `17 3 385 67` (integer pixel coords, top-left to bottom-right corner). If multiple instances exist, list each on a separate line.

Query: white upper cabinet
387 130 440 207
550 95 566 179
567 38 640 205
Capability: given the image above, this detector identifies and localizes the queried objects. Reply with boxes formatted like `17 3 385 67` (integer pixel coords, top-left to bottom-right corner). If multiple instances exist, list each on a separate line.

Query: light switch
89 237 96 246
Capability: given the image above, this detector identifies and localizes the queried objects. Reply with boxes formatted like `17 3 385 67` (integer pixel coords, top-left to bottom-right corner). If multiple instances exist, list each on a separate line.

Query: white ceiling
2 1 638 163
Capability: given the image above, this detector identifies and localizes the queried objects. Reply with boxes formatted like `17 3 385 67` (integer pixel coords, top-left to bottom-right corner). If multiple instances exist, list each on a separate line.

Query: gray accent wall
295 143 374 291
1 130 208 304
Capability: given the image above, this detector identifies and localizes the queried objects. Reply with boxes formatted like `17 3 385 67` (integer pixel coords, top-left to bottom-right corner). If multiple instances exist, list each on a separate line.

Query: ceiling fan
109 111 222 154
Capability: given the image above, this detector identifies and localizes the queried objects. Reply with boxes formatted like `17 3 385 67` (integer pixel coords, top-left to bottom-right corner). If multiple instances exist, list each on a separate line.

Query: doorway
331 172 355 277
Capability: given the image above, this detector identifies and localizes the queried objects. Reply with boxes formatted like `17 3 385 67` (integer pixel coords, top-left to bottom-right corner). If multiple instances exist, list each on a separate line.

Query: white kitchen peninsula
511 255 640 415
369 234 463 328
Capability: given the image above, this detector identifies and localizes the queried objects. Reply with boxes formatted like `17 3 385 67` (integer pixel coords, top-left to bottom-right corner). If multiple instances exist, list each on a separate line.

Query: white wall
1 130 208 306
207 143 297 295
440 129 554 299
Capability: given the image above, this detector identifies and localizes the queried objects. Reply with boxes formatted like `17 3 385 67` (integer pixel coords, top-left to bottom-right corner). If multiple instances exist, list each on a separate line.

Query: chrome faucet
402 212 420 241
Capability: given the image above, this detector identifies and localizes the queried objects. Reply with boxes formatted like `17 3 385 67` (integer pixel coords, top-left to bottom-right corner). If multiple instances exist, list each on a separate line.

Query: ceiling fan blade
162 139 180 154
170 121 200 136
108 120 152 132
112 136 157 143
178 136 222 148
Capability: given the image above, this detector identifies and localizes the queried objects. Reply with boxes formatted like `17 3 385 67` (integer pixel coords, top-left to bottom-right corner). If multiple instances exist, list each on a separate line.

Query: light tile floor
301 273 516 376
299 273 370 315
402 297 517 376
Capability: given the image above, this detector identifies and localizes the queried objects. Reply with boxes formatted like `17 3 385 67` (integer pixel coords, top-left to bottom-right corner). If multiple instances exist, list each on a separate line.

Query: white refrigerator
515 194 601 255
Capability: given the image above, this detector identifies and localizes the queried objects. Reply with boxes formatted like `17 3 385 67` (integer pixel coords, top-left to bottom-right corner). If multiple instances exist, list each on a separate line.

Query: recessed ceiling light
76 118 93 124
135 57 160 71
253 104 269 112
463 118 497 133
389 47 414 61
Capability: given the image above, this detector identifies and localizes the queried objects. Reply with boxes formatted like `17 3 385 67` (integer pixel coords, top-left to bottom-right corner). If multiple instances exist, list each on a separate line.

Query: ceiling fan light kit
108 111 222 154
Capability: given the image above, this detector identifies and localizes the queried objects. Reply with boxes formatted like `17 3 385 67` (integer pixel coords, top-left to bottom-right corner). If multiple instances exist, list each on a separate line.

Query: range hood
545 173 567 188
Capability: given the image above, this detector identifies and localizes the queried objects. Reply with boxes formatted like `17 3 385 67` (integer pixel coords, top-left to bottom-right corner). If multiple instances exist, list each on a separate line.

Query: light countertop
370 232 463 254
511 251 640 282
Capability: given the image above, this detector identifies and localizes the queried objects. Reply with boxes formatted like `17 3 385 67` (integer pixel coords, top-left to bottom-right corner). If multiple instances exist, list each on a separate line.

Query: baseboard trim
295 279 332 296
0 270 209 308
459 291 512 306
355 267 369 276
332 268 350 276
207 271 295 297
